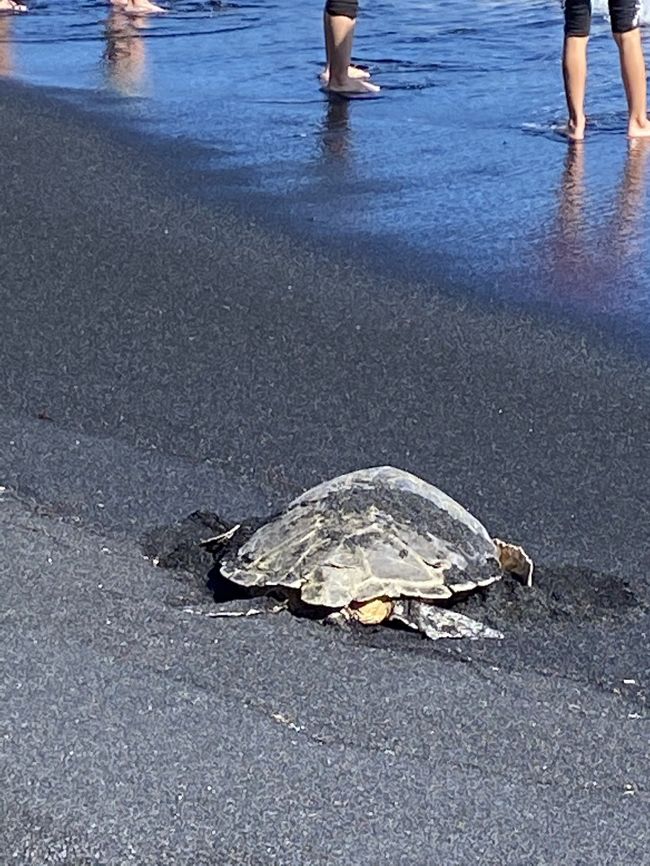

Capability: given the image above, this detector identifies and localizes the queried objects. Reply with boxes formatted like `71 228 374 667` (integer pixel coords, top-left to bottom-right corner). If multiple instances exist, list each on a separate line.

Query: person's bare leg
562 35 588 140
320 15 369 82
613 29 650 137
324 12 379 93
320 16 369 87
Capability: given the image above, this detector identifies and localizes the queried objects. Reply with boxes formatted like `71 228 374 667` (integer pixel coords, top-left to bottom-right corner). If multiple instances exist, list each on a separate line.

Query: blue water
2 0 650 340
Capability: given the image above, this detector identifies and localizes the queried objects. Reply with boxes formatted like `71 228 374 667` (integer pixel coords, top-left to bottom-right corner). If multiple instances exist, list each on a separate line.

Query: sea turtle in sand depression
200 466 533 641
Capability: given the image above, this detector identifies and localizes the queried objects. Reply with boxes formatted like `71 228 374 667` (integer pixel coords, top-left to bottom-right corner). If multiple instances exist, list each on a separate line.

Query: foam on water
1 0 649 346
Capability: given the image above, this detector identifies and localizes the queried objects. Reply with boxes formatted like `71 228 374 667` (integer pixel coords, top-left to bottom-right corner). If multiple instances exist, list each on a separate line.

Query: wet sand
0 78 649 864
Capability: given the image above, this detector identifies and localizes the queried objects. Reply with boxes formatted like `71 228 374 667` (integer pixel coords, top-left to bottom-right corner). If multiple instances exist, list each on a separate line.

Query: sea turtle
201 466 533 640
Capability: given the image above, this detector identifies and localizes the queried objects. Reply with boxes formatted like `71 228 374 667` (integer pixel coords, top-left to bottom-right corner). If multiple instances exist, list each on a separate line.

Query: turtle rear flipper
390 599 503 641
494 538 534 587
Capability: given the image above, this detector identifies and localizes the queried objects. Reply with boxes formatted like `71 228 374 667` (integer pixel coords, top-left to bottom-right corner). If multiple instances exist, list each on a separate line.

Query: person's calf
613 28 650 136
562 35 589 140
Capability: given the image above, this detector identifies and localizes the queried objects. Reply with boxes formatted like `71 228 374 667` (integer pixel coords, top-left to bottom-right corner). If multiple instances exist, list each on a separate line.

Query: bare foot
320 64 370 84
628 116 650 137
563 116 586 141
122 0 166 13
327 76 380 95
0 0 27 11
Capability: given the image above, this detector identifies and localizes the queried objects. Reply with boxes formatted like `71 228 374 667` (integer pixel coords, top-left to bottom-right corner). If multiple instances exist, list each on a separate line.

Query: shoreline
3 76 649 362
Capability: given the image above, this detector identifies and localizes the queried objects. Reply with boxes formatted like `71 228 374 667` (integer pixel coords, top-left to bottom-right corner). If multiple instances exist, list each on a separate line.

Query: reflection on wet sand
550 144 587 272
0 15 15 78
548 140 650 306
318 95 352 160
103 8 151 97
610 140 649 261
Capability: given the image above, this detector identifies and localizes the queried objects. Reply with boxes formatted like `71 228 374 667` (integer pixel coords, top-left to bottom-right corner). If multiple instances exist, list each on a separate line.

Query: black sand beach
1 79 649 864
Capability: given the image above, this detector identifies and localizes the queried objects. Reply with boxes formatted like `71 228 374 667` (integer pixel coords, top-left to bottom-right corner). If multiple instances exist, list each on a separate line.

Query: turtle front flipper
200 523 242 552
390 599 503 641
493 538 534 587
349 597 394 624
325 597 393 629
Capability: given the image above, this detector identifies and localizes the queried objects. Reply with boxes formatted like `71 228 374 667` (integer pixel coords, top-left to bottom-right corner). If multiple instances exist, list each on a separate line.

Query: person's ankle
567 114 586 139
628 114 650 135
328 73 348 88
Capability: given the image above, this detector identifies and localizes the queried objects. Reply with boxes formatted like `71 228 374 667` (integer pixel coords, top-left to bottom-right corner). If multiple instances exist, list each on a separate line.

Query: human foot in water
111 0 166 13
628 115 650 138
0 1 27 12
320 64 370 84
559 115 586 142
326 74 380 95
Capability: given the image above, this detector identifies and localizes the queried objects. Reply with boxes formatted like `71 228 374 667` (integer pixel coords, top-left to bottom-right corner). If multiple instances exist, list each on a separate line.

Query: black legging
325 0 358 20
564 0 641 36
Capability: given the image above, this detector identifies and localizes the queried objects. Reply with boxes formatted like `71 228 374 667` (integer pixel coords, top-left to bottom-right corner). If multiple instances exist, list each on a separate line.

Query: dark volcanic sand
0 79 649 864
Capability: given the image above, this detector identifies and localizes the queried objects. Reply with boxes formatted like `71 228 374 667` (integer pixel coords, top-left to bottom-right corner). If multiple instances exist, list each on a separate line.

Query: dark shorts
564 0 641 36
325 0 358 18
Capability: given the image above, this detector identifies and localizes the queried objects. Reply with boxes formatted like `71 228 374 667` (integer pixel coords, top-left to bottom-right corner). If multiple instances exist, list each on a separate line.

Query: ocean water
2 0 650 343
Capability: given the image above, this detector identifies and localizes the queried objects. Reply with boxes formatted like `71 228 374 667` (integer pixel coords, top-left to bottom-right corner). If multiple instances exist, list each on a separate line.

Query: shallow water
2 0 650 343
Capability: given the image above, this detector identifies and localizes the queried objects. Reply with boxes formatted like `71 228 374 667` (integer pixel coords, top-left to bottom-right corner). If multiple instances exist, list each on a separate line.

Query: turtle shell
220 466 502 609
